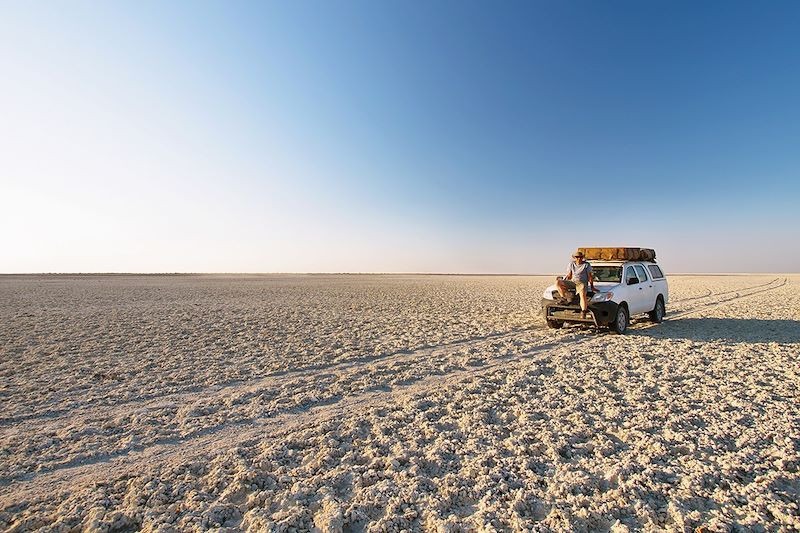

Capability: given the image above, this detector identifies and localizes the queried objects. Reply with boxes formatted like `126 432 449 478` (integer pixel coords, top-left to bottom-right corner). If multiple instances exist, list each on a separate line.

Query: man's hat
573 251 584 258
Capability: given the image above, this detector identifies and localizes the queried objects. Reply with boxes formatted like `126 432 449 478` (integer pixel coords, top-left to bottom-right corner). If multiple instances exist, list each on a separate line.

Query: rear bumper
541 298 619 326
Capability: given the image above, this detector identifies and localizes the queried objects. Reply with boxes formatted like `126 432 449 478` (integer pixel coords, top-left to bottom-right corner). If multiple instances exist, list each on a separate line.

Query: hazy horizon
2 270 797 276
3 1 799 274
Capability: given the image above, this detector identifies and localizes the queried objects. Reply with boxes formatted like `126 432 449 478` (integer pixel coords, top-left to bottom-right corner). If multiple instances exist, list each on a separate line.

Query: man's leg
557 279 576 303
576 282 588 315
556 278 568 297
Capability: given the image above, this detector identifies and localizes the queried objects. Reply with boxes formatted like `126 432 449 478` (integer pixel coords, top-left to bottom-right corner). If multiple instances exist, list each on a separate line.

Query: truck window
634 265 648 282
648 265 664 279
593 266 622 282
625 266 638 283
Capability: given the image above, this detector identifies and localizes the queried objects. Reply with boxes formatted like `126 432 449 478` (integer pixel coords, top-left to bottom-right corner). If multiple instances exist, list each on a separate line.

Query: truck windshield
593 266 622 283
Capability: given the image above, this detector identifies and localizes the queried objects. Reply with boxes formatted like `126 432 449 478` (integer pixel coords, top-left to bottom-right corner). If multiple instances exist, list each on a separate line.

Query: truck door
624 265 647 314
633 264 654 313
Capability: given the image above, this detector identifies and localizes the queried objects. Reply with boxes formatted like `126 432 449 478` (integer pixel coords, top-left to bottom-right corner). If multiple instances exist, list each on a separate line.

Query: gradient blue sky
2 1 799 273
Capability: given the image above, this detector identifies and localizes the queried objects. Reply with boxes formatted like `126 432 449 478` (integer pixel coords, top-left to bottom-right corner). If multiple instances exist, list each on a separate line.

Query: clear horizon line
1 271 796 276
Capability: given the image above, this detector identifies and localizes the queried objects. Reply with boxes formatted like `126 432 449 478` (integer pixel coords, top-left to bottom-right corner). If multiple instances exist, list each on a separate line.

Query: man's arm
589 271 595 291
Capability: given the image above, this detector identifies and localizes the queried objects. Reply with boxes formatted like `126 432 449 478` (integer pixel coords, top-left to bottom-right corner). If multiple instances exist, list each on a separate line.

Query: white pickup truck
541 260 669 334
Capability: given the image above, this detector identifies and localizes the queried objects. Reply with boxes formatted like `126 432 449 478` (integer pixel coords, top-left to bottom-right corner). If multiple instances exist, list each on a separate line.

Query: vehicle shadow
631 318 800 344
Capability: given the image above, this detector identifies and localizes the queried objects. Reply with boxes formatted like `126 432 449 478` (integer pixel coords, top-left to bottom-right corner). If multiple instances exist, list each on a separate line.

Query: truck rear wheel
649 296 665 323
611 305 628 334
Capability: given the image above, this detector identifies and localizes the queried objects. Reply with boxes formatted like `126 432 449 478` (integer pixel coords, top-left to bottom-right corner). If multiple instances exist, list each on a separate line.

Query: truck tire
648 296 665 323
546 319 564 329
611 305 628 334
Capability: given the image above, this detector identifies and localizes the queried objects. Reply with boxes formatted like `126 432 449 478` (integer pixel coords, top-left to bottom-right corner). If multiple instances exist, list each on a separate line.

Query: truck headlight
592 291 613 302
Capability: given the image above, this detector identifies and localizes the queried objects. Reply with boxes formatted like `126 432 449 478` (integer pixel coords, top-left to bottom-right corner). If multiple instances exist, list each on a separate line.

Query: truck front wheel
546 319 564 329
611 305 628 334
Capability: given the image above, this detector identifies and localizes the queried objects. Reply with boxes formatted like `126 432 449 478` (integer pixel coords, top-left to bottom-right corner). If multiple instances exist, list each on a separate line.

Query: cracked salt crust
0 274 798 532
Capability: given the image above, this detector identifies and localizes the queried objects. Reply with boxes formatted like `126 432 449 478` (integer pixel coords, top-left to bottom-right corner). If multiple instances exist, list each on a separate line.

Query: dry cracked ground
0 274 798 532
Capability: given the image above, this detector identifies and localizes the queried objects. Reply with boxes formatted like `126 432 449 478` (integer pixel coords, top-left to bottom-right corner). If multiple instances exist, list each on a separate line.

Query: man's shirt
568 261 592 284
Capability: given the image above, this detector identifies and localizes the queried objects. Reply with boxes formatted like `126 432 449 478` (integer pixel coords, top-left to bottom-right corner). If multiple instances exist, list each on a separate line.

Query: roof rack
577 247 656 261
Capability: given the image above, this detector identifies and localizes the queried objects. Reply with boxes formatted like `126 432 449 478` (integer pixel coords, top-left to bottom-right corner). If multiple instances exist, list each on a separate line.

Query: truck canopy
578 247 656 261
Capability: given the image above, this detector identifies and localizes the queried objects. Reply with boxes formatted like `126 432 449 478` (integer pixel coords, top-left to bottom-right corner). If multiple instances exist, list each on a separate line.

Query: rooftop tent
577 248 657 261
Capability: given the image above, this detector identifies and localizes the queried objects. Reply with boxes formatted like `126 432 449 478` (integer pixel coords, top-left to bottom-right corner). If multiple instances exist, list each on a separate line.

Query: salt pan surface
0 274 798 531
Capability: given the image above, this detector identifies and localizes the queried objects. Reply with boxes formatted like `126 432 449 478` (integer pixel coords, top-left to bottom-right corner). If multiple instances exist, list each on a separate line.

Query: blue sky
2 1 799 273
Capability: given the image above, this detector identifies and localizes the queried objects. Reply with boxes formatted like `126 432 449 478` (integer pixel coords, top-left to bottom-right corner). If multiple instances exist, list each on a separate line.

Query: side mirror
627 277 639 285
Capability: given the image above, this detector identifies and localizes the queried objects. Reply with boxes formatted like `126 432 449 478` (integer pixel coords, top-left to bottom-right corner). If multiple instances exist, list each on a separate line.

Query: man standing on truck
556 251 596 318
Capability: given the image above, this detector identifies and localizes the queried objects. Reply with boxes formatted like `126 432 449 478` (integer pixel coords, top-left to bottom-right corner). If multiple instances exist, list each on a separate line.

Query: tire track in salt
669 276 778 305
626 278 788 339
0 329 593 505
662 277 786 322
0 326 560 488
0 277 780 431
0 326 537 431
